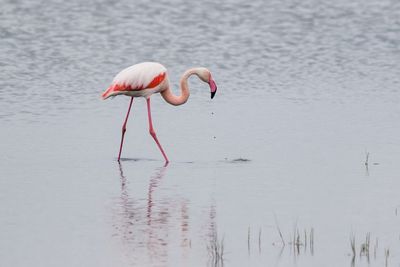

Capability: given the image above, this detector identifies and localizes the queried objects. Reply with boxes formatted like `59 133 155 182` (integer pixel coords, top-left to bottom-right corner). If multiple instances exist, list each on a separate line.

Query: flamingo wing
102 62 167 99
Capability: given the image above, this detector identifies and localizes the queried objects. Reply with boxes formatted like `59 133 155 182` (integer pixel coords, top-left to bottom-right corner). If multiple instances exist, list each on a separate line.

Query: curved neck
161 68 200 106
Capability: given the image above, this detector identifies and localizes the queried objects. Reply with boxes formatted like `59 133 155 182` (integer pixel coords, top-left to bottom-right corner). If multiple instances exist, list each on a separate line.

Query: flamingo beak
209 78 217 99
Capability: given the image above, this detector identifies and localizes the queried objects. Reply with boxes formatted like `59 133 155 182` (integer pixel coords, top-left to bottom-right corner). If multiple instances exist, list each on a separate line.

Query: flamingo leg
146 98 169 163
118 97 134 162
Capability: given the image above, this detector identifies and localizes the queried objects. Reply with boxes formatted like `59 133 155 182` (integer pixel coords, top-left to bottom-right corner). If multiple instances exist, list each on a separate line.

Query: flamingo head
197 68 218 99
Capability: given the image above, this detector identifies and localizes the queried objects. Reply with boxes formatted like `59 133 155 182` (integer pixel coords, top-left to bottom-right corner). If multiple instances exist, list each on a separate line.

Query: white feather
112 62 167 88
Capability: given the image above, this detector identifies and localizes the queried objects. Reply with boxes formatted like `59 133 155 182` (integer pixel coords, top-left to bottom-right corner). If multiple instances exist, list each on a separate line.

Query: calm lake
1 0 400 266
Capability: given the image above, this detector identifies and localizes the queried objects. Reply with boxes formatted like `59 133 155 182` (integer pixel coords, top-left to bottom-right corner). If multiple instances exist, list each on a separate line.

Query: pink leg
118 97 134 162
146 98 169 163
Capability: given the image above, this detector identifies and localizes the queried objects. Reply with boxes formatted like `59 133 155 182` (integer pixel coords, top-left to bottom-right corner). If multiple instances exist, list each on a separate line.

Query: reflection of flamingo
114 163 219 265
146 165 168 225
102 62 218 162
115 163 170 263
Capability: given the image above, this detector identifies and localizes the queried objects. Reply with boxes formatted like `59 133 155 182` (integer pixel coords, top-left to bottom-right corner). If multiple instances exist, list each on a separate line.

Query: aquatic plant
207 235 225 267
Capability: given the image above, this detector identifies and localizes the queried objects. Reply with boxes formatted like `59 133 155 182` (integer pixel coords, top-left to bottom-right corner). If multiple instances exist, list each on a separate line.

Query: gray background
1 0 400 266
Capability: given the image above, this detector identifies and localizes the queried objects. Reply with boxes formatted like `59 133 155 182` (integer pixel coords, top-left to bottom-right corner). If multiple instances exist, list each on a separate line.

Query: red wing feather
102 72 166 99
147 72 166 88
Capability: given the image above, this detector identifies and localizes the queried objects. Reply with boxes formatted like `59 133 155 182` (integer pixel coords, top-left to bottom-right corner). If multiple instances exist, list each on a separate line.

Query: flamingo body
102 62 217 163
102 62 167 99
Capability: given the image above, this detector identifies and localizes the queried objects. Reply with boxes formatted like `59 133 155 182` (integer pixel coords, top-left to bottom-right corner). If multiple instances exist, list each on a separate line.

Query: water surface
1 0 400 266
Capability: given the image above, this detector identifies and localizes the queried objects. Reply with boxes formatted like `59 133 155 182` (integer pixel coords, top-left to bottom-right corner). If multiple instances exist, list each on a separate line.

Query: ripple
1 0 399 123
223 158 251 163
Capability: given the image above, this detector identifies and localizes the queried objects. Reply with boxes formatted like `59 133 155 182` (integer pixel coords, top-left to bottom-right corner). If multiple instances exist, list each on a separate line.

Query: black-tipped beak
209 78 217 99
211 90 216 99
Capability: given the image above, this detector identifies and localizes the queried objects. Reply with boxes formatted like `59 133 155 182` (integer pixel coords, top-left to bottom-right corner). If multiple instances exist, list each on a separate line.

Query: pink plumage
102 62 167 99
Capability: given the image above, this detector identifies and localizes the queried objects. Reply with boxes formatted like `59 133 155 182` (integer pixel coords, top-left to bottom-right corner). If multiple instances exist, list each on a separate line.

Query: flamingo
102 62 218 163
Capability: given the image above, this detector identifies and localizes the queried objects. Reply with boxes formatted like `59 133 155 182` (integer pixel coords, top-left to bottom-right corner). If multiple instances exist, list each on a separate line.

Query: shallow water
1 0 400 266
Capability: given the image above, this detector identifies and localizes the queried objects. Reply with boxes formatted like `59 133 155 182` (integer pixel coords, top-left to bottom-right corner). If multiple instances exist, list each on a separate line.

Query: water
1 0 400 266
